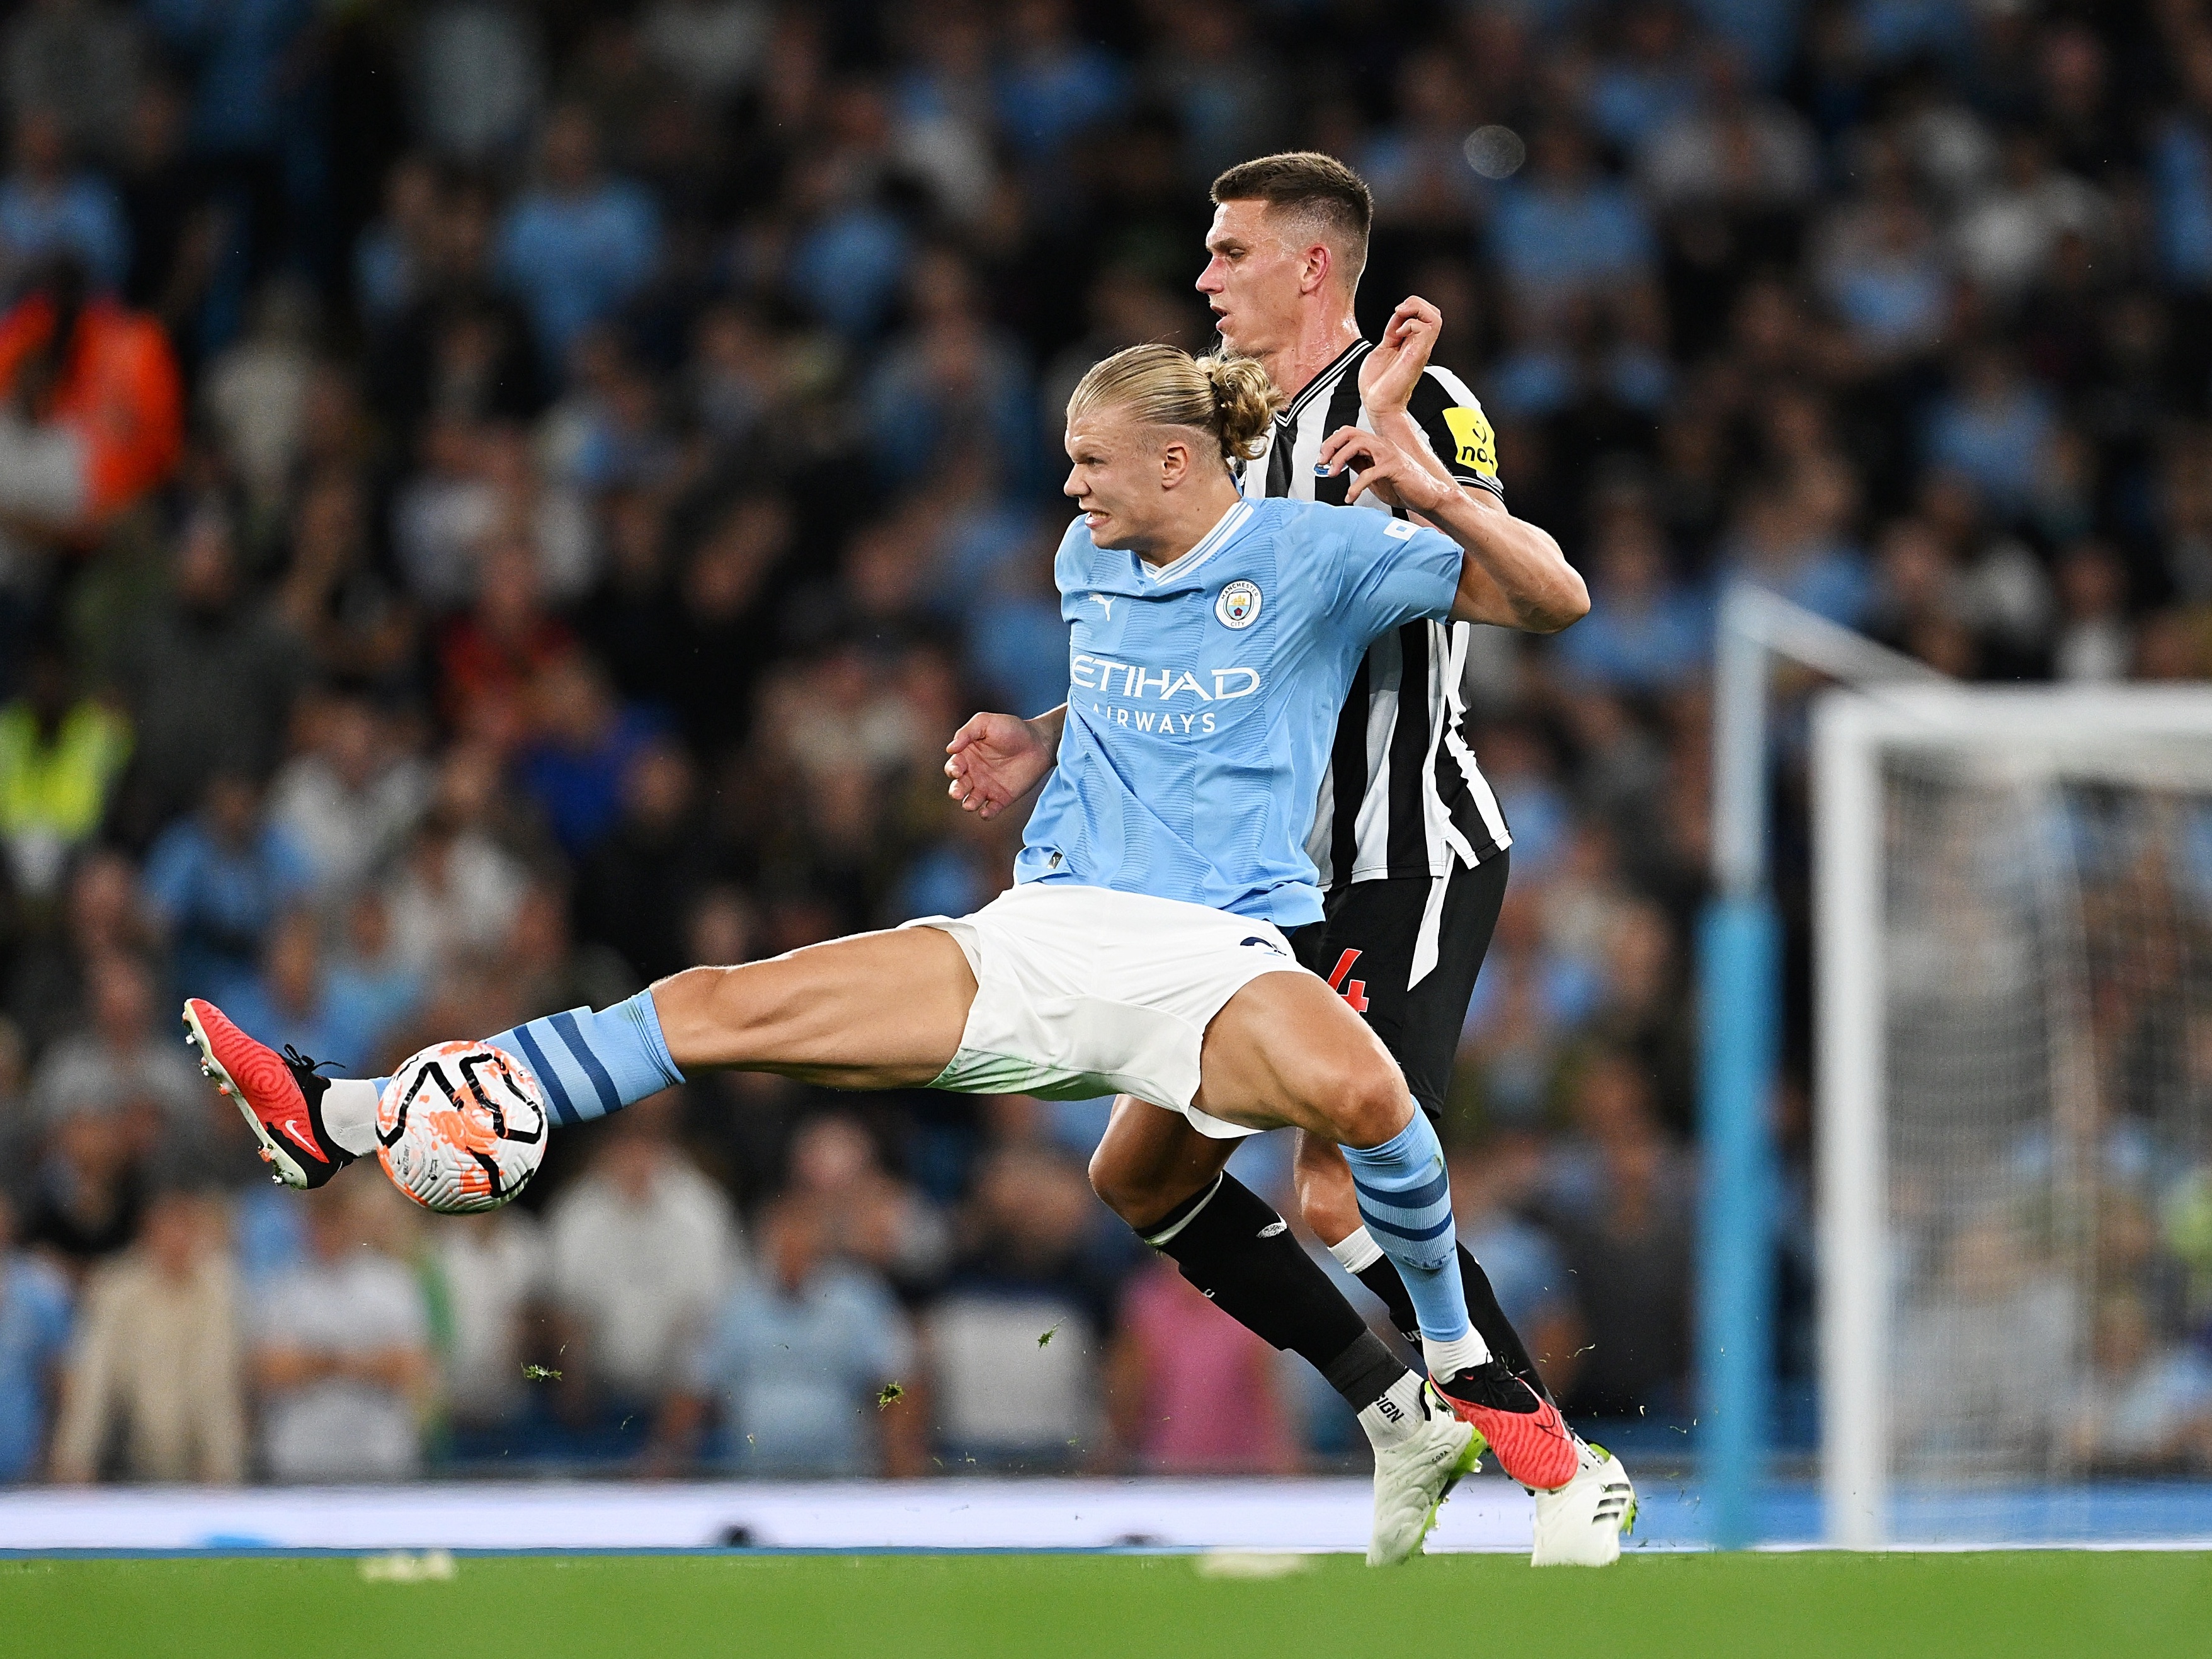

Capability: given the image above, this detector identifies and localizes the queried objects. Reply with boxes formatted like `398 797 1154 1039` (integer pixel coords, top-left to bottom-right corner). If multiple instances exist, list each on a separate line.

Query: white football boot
1529 1437 1636 1566
1368 1381 1483 1566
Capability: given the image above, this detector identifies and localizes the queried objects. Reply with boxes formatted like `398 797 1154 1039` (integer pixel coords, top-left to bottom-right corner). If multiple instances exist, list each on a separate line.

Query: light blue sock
1340 1110 1473 1347
370 991 685 1126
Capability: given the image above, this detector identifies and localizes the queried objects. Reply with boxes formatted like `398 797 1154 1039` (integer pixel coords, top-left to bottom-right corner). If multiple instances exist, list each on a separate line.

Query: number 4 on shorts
1326 949 1370 1013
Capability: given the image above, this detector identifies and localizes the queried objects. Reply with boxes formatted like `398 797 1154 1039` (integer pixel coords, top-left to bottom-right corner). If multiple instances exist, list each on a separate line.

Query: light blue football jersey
1015 495 1464 927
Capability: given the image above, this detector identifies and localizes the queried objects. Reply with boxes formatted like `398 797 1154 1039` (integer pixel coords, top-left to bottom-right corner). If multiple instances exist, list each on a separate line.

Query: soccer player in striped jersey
946 152 1635 1563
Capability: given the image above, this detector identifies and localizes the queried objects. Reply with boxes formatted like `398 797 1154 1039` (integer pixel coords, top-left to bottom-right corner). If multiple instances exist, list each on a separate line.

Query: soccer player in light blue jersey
186 341 1550 1564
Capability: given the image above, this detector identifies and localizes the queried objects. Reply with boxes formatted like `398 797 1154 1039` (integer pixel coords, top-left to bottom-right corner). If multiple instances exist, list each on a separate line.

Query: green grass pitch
2 1550 2205 1659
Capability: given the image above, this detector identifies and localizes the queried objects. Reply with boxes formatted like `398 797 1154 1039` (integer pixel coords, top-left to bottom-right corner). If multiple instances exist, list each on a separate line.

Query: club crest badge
1215 580 1262 629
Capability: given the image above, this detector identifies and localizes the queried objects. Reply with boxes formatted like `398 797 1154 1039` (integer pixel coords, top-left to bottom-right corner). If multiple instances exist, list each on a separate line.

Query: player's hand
1316 425 1450 516
945 711 1055 819
1357 296 1442 416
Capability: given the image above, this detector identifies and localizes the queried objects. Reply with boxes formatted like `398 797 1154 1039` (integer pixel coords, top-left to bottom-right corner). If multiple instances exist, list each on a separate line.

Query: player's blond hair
1066 344 1283 465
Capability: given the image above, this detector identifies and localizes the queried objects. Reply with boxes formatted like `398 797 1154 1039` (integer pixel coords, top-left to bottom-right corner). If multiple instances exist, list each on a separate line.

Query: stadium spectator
319 891 426 1075
496 106 658 372
218 909 376 1068
1923 346 2060 515
0 1190 70 1483
1105 1255 1295 1474
140 772 312 1008
1552 494 1709 692
782 1113 950 1297
574 740 715 984
0 640 129 900
0 106 129 292
266 691 431 903
543 1100 742 1444
18 1081 149 1274
48 1185 244 1483
427 1207 546 1458
2067 1292 2212 1474
105 506 307 844
1 1 144 169
927 1141 1119 1468
28 950 199 1131
669 1192 918 1476
1542 1054 1695 1423
1490 122 1657 316
0 253 180 539
511 654 664 858
379 747 532 976
250 1181 431 1483
992 0 1125 164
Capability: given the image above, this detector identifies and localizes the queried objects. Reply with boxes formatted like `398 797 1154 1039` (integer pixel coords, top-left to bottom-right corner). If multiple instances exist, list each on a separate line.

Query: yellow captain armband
1440 405 1498 478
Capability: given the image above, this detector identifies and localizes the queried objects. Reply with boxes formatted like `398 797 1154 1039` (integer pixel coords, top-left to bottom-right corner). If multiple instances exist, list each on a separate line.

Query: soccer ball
376 1040 549 1214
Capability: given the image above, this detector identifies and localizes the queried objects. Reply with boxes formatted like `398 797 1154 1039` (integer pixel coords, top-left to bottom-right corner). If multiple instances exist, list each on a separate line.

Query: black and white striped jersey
1233 338 1512 890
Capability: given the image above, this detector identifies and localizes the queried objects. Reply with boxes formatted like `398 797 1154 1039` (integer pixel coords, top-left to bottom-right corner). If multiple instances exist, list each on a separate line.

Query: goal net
1813 687 2212 1546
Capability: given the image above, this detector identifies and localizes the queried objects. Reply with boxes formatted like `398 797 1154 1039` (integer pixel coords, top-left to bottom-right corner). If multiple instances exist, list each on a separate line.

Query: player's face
1063 413 1166 551
1197 200 1307 356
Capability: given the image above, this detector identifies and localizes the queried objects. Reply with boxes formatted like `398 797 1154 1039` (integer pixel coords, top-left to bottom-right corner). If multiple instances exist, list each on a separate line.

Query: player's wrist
1404 468 1449 515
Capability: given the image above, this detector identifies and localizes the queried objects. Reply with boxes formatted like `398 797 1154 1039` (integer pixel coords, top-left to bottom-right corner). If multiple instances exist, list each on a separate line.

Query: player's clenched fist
945 710 1058 819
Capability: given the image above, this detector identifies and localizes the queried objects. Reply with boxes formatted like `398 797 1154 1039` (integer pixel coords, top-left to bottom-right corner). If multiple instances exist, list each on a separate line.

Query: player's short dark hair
1209 152 1374 287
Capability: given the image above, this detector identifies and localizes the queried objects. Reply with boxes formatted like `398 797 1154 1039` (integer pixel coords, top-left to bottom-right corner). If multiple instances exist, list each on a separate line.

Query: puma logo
1088 593 1115 619
1258 1220 1287 1238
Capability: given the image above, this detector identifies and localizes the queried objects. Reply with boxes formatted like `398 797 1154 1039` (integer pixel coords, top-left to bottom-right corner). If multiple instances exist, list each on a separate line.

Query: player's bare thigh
649 926 976 1089
1191 970 1413 1148
1088 1093 1239 1228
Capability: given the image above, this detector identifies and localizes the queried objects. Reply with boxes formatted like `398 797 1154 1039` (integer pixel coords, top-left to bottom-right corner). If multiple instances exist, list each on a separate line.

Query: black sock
1142 1174 1407 1411
1355 1242 1551 1401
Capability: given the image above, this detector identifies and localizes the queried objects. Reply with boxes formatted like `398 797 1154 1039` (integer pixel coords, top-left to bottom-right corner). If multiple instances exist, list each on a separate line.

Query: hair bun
1197 355 1280 462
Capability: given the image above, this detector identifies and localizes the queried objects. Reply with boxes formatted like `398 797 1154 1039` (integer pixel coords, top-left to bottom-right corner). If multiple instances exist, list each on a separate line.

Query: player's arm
1316 425 1590 632
1356 297 1585 633
944 705 1067 819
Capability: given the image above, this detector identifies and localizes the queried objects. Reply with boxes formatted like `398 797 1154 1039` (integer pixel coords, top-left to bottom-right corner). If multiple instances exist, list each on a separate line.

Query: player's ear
1301 241 1331 295
1156 435 1190 487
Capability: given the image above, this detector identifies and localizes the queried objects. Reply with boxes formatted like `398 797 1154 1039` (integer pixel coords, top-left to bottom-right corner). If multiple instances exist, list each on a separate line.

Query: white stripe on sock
1423 1330 1490 1379
1328 1225 1386 1275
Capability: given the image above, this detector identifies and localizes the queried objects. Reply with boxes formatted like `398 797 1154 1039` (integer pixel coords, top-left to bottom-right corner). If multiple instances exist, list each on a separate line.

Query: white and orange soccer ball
376 1040 549 1214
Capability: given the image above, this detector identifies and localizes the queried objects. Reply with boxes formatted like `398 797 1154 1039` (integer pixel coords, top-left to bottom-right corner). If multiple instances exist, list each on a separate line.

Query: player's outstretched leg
188 927 979 1182
1088 1098 1478 1565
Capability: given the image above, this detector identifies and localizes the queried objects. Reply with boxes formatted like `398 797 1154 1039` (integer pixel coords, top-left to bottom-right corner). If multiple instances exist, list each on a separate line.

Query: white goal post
1812 685 2212 1548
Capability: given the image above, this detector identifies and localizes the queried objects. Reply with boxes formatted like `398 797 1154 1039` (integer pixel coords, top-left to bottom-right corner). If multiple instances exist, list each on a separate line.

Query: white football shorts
901 881 1306 1137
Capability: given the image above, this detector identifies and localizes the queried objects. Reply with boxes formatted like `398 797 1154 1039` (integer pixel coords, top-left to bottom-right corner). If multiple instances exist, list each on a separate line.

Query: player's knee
1332 1056 1416 1149
1086 1141 1151 1224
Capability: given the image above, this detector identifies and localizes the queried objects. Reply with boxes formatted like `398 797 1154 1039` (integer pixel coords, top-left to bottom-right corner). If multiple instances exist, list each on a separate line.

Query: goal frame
1810 683 2212 1548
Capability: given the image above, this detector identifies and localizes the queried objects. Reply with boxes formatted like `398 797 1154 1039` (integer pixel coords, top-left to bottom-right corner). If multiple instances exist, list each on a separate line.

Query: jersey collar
1275 338 1372 426
1138 499 1255 587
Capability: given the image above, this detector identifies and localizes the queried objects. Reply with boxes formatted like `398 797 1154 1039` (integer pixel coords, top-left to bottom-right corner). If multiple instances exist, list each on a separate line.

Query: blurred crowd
3 0 2212 1485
